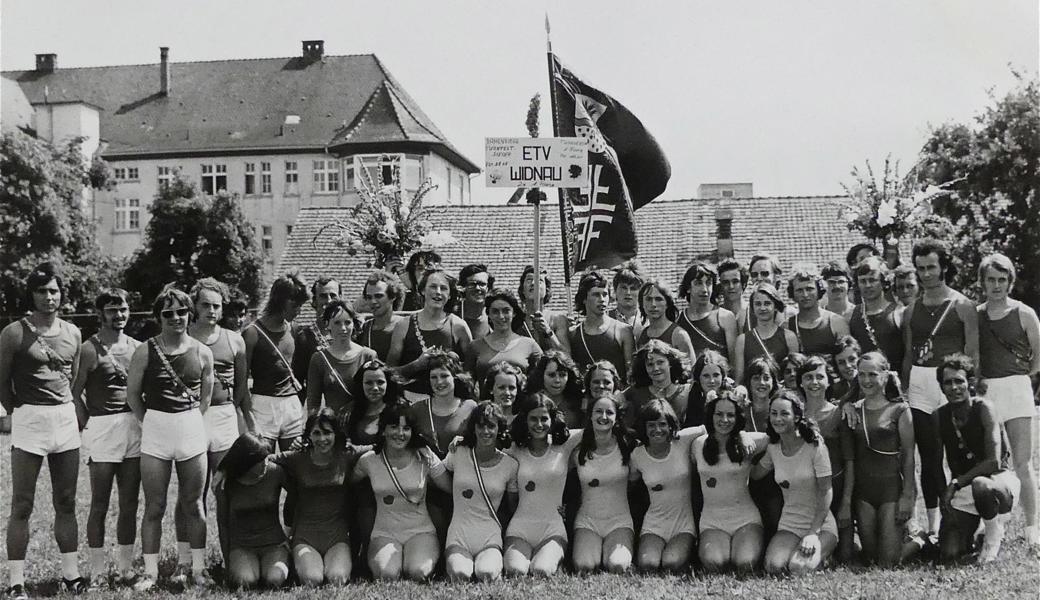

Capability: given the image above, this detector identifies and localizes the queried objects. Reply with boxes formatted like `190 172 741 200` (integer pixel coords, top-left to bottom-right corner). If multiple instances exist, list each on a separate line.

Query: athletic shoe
4 585 28 600
131 575 157 592
114 570 138 586
191 570 216 588
88 574 109 591
60 577 89 595
169 564 190 585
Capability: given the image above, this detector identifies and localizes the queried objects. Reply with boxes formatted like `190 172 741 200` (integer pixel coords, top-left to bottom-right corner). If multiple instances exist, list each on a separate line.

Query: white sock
116 544 134 572
981 517 1005 559
61 552 80 580
143 554 159 578
90 547 107 576
191 548 206 574
927 507 941 533
177 541 191 566
8 560 25 587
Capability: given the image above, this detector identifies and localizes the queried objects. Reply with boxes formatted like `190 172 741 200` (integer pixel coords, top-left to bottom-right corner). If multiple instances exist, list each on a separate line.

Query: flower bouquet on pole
313 160 459 269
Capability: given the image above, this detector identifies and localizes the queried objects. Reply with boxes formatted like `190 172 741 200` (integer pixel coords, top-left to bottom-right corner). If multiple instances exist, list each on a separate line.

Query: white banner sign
485 137 589 188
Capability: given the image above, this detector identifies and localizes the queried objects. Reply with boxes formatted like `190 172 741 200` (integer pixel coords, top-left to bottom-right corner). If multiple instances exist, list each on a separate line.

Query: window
261 162 272 194
721 189 734 198
261 225 273 253
113 167 126 180
201 164 228 195
447 167 453 199
344 160 355 190
114 198 141 231
345 154 423 191
284 161 299 195
157 166 173 190
457 173 466 202
313 159 340 193
127 167 139 180
286 225 294 237
244 163 256 195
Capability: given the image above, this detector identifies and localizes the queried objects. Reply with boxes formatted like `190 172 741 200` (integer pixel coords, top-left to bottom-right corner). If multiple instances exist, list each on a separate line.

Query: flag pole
545 14 573 304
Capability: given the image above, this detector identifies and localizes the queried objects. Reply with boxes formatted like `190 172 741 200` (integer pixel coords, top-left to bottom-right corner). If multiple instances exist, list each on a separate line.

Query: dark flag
551 54 671 271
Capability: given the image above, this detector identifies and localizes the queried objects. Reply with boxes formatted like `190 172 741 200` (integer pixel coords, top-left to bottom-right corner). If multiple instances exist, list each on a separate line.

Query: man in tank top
820 262 856 321
567 271 635 384
1 263 87 595
787 269 849 362
359 269 406 362
292 277 341 403
677 261 737 363
975 253 1039 547
243 274 309 450
71 287 142 587
900 238 979 538
716 258 750 333
849 256 905 368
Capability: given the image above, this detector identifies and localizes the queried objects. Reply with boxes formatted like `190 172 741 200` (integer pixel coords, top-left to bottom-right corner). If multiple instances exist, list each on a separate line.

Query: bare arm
0 325 22 413
453 315 473 359
1018 302 1040 375
671 328 696 363
901 300 915 392
198 344 215 414
896 405 916 523
733 333 747 384
550 312 572 355
720 309 739 368
832 313 850 339
71 340 98 429
306 352 325 414
957 296 979 364
229 332 255 432
125 343 150 422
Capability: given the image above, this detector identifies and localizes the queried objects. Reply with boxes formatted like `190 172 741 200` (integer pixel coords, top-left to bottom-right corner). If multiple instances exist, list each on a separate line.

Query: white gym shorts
249 394 304 441
11 402 81 456
907 366 947 414
82 411 141 463
982 375 1037 423
204 403 240 453
141 409 207 462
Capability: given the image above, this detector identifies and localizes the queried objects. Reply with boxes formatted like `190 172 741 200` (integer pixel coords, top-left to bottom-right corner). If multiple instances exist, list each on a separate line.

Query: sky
2 0 1036 202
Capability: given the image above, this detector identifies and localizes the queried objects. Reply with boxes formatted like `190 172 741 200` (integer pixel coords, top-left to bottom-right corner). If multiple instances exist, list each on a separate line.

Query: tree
915 72 1039 309
123 175 263 306
0 130 122 314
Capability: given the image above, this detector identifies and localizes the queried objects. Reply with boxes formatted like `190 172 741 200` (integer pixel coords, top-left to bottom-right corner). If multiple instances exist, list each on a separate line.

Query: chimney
159 47 171 96
302 40 324 62
714 206 734 258
35 54 57 73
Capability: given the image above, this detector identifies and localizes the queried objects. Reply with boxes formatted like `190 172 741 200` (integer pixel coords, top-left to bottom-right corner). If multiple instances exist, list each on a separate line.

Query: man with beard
72 288 142 588
1 263 86 597
567 270 635 384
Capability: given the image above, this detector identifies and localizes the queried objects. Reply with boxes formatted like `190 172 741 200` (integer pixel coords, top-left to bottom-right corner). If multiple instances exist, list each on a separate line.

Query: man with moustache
568 271 635 384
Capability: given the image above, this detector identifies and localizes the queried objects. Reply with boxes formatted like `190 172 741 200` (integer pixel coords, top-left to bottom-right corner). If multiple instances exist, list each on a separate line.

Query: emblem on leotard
525 481 536 492
383 495 395 505
588 478 600 487
462 489 474 499
651 484 664 492
779 480 790 489
705 477 717 488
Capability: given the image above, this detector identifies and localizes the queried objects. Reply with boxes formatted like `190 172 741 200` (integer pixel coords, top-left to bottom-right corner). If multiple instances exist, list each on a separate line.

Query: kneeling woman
351 402 450 580
752 391 838 574
693 390 769 572
444 402 519 581
571 395 636 573
271 409 357 586
217 433 289 589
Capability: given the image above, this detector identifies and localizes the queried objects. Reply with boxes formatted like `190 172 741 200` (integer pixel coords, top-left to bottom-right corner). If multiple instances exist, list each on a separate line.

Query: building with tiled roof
2 41 480 273
279 195 873 320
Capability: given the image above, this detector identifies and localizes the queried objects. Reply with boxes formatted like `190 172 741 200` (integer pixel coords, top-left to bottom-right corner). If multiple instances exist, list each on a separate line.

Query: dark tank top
249 320 298 397
910 299 965 367
678 309 728 357
568 320 629 384
142 338 203 413
400 313 459 365
789 312 840 358
636 322 679 349
938 399 1012 478
849 303 904 367
205 328 236 406
978 307 1032 378
743 328 790 370
359 318 396 362
227 464 287 549
10 318 78 406
84 335 135 416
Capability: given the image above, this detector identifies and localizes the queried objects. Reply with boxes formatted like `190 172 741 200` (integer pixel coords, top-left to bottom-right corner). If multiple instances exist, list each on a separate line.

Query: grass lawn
1 432 1037 600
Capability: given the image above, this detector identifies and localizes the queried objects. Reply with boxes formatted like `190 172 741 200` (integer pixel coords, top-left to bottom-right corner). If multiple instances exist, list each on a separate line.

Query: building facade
3 41 480 274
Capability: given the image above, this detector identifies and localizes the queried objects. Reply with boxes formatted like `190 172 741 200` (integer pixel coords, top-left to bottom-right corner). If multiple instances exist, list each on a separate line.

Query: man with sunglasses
71 288 142 589
458 264 493 339
1 263 86 598
126 286 215 590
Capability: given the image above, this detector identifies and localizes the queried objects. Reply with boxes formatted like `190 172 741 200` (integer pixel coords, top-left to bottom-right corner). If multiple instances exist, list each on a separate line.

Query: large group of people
1 239 1037 597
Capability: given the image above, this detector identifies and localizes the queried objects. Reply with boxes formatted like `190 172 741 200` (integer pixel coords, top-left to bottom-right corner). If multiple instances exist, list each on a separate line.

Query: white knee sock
8 560 25 586
143 554 159 578
116 544 135 573
980 517 1005 561
927 507 941 533
191 548 206 574
61 552 80 580
90 547 107 575
177 541 191 566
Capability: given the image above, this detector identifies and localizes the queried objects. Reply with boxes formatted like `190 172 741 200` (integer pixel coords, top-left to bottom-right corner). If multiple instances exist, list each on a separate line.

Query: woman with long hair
216 433 289 589
270 409 356 586
571 395 636 573
465 288 541 383
480 362 527 423
832 336 862 402
734 283 799 383
693 390 770 572
444 402 519 581
848 352 915 565
780 352 809 392
624 340 690 428
306 301 377 422
797 356 855 562
351 402 450 580
503 393 583 577
686 349 741 428
743 357 783 538
525 351 585 428
752 391 838 574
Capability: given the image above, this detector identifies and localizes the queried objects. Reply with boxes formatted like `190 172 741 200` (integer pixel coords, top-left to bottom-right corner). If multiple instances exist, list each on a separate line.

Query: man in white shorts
71 287 141 588
975 253 1039 546
0 263 87 599
900 238 978 537
126 286 215 590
